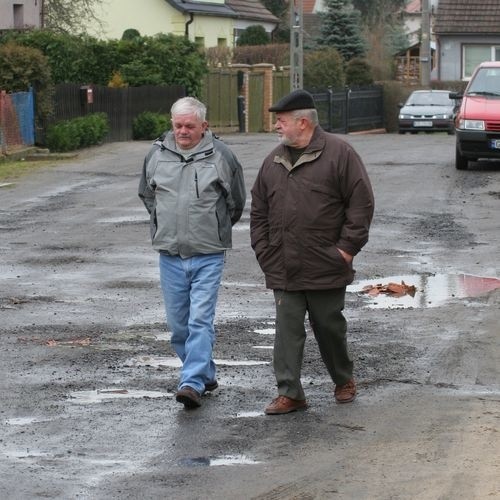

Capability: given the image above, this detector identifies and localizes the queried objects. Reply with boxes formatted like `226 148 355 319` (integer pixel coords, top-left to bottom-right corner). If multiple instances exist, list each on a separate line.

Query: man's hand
337 248 353 264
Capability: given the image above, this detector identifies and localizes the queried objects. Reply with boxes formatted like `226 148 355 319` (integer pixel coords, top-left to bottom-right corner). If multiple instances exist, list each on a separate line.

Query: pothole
126 356 269 368
68 389 171 404
348 273 500 309
178 454 262 467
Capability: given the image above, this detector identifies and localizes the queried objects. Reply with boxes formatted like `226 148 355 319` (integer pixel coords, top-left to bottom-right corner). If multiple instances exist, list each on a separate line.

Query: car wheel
447 128 455 135
455 147 468 170
398 130 404 134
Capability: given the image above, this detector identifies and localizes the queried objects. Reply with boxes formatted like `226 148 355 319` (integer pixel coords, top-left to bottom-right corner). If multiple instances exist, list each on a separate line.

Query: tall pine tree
317 0 366 61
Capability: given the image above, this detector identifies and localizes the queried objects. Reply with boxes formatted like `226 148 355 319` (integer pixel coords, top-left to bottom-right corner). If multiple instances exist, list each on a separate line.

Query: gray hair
171 97 207 121
292 108 319 125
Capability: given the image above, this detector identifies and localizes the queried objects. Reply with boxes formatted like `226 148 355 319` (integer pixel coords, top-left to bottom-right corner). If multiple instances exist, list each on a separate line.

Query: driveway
0 133 499 499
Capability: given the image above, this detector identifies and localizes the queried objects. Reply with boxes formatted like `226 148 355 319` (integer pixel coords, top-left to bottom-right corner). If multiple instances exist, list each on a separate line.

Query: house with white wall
0 0 41 30
89 0 278 48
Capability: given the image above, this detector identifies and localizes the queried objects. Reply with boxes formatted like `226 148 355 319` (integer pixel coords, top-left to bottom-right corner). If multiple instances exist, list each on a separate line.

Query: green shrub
304 47 345 90
46 112 109 152
236 26 270 46
0 31 206 96
345 57 374 86
132 111 171 140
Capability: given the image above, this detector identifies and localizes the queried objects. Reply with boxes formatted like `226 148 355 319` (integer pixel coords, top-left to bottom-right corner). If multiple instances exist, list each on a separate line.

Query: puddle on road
68 389 171 404
97 215 148 224
5 417 49 426
179 454 261 467
348 273 500 309
221 281 263 288
6 449 51 459
254 328 275 335
235 411 264 418
128 356 268 368
152 332 171 341
232 223 250 232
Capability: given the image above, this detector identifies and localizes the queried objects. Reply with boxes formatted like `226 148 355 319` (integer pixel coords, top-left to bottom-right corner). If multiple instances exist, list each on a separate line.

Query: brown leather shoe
265 395 307 415
334 378 357 404
176 386 201 409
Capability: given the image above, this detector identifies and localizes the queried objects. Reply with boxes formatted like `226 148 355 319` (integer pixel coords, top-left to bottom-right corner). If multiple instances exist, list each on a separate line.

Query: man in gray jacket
251 90 374 415
139 97 246 409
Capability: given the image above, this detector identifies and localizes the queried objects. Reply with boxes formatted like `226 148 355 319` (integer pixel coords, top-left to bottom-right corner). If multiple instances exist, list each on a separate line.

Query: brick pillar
252 63 274 132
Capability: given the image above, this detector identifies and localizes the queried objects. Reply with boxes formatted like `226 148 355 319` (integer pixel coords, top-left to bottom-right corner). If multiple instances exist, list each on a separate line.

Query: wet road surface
1 133 499 499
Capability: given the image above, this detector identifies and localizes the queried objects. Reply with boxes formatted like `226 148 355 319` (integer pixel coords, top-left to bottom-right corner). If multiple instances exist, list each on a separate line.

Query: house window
13 4 24 28
464 45 500 78
217 38 227 47
195 37 205 47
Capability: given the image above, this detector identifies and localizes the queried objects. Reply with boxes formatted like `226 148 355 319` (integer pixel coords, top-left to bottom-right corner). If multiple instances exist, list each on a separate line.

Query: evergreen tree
317 0 366 61
352 0 406 27
237 25 270 46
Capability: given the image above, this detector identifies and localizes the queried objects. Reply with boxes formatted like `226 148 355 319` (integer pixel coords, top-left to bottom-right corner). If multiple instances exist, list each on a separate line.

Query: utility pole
420 0 431 86
290 0 303 90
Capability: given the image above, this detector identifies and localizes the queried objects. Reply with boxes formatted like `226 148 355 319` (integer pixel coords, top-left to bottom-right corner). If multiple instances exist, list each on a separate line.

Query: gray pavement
0 132 499 499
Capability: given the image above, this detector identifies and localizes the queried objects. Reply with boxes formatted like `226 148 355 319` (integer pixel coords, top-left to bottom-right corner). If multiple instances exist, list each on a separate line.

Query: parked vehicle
398 90 456 135
451 61 500 170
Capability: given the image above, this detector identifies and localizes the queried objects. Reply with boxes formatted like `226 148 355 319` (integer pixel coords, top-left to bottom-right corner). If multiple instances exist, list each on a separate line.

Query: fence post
0 91 5 155
231 64 250 133
252 63 274 132
327 87 333 132
344 86 351 134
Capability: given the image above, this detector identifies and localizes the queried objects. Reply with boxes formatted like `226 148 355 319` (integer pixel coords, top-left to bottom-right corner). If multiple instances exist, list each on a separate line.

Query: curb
0 148 78 162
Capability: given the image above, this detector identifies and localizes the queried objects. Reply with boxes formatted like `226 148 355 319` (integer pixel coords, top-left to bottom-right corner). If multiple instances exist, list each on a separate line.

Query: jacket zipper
194 169 200 198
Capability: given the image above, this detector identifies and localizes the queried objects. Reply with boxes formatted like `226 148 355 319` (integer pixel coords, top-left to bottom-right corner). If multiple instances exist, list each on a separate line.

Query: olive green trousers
272 288 353 401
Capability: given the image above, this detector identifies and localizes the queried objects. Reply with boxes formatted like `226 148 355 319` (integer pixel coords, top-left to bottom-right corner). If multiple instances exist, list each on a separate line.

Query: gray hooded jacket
138 130 246 257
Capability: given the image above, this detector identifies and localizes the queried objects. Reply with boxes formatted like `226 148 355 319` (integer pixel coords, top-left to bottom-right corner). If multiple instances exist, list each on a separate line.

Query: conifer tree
317 0 366 61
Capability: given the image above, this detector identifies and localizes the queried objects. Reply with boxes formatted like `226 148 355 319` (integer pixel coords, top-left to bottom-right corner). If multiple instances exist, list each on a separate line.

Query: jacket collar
155 130 215 162
273 126 326 170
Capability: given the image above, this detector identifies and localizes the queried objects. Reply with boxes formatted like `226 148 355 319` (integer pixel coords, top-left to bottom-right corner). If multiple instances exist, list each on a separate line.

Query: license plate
413 121 432 127
489 139 500 149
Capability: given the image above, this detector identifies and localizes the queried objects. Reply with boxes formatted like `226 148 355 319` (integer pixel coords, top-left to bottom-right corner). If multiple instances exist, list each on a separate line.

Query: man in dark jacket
250 89 374 415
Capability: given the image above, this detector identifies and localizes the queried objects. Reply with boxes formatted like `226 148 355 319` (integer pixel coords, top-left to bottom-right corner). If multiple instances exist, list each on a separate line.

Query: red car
451 61 500 170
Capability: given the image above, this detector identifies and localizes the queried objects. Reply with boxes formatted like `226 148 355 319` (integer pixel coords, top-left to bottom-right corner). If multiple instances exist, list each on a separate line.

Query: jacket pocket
150 208 158 240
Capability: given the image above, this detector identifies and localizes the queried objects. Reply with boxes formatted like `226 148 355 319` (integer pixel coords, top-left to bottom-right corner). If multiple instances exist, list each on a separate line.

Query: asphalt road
0 132 499 499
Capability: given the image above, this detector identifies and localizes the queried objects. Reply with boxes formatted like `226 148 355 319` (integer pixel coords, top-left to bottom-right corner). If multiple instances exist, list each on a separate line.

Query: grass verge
0 159 58 184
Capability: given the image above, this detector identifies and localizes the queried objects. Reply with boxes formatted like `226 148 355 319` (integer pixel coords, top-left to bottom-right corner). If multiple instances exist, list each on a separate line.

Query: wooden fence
5 70 384 149
50 84 185 143
203 66 384 134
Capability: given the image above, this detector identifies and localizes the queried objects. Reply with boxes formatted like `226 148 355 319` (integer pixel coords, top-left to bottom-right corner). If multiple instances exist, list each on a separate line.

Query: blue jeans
159 252 225 394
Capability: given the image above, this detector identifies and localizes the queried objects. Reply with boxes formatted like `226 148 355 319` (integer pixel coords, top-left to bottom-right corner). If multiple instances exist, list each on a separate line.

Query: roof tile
435 0 500 34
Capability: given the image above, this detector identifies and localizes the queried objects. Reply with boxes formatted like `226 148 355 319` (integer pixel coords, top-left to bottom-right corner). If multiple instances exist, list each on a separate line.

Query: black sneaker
176 386 201 408
204 380 218 392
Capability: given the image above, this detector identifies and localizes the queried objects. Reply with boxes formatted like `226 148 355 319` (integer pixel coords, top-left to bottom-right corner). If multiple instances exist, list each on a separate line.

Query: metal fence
0 88 35 154
312 85 384 133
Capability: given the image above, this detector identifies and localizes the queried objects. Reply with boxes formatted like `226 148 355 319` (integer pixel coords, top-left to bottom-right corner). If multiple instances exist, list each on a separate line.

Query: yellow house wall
190 17 233 47
89 0 185 39
88 0 234 47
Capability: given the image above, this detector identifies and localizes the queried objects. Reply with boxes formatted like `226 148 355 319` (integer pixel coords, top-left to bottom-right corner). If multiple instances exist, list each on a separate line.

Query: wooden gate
248 71 264 132
202 69 239 131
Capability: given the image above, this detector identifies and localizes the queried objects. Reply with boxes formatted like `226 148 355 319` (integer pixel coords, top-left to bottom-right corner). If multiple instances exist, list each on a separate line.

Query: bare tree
41 0 105 34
